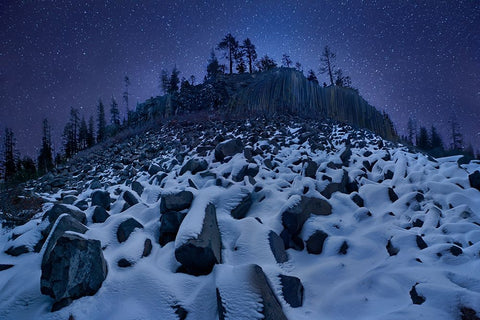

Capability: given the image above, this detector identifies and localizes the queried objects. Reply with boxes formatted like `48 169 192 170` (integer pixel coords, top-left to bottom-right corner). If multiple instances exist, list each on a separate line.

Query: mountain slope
0 116 479 320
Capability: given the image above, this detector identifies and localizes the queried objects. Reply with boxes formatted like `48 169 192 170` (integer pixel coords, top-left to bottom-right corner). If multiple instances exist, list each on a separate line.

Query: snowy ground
0 119 479 320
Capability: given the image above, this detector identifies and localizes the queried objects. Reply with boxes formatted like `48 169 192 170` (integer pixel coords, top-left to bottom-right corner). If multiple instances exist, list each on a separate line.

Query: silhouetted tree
449 118 463 151
16 157 36 181
416 126 430 150
281 54 292 68
160 69 170 94
407 117 416 145
320 45 336 86
430 126 443 150
97 99 107 143
78 116 88 149
307 69 319 84
110 97 120 128
256 55 277 72
37 119 54 175
123 75 130 121
87 116 95 148
3 128 16 180
295 62 302 72
217 33 239 74
169 66 180 93
236 57 246 73
206 49 222 80
334 68 352 87
241 38 257 73
62 122 75 158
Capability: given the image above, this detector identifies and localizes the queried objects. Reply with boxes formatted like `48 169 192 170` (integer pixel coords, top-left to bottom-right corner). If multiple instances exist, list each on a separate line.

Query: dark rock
215 138 244 161
415 192 424 202
268 231 288 263
282 196 332 235
92 206 110 223
173 305 188 320
131 181 144 197
90 179 102 189
461 307 480 320
148 164 162 176
279 274 304 308
116 218 144 243
41 233 107 311
388 187 399 203
160 191 194 212
5 245 29 256
233 164 259 182
384 170 394 180
175 203 222 275
280 229 304 251
216 288 227 320
450 245 463 256
340 146 352 166
159 211 187 246
122 190 139 207
62 195 77 205
304 160 318 179
469 171 480 192
91 190 111 210
306 230 328 254
321 170 349 198
0 264 14 271
351 194 364 207
43 204 87 225
416 235 428 250
363 150 373 157
117 258 132 268
142 238 152 257
150 172 168 185
338 241 349 255
180 158 208 175
410 283 425 305
231 193 253 219
386 239 399 256
74 200 89 211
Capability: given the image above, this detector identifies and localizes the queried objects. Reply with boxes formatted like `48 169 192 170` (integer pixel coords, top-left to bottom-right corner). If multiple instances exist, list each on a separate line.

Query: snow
1 120 480 319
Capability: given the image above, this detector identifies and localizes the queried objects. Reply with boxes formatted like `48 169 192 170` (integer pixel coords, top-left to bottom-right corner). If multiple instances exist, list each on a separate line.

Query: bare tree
319 45 336 86
281 54 292 68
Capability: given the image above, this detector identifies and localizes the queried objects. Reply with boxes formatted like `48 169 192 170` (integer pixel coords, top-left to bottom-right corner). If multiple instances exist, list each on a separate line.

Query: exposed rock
409 283 425 305
180 158 208 175
340 146 352 166
62 195 77 205
416 235 428 250
122 190 139 207
160 191 194 212
74 200 89 211
321 170 349 199
0 264 14 271
90 179 102 190
131 181 144 197
268 231 288 263
306 230 328 254
43 204 86 225
280 229 304 251
173 305 188 320
450 245 463 256
233 164 259 182
461 307 480 320
469 171 480 192
91 190 111 210
386 239 399 256
117 258 132 268
388 187 399 203
351 194 364 207
159 211 187 246
175 203 222 275
142 238 152 257
279 274 304 308
282 196 332 236
116 218 144 243
230 193 252 219
40 233 107 311
5 245 29 256
304 160 318 179
148 164 162 176
338 241 349 255
215 138 244 161
92 206 110 223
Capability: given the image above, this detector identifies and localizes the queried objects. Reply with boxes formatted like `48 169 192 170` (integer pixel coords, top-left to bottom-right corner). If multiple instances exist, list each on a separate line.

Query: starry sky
1 0 479 158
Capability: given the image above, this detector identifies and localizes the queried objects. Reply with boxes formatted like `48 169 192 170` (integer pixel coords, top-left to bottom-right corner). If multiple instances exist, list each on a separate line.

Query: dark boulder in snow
159 211 187 246
340 146 352 166
160 191 194 212
338 241 349 255
386 239 399 256
279 274 304 308
230 193 253 219
62 195 77 205
461 307 480 320
173 305 188 320
268 231 288 263
306 230 328 254
40 233 107 311
117 258 132 268
409 283 425 305
5 245 29 256
175 203 222 275
304 160 318 179
450 245 463 256
148 163 162 176
92 206 110 223
91 190 111 210
180 158 208 175
388 187 399 203
233 164 259 182
321 170 349 199
215 138 244 161
43 203 86 225
116 218 143 243
280 229 304 251
250 265 288 320
142 238 152 257
0 264 14 271
122 190 139 207
74 200 89 211
469 171 480 192
351 193 364 207
282 196 332 235
416 235 428 250
131 181 144 197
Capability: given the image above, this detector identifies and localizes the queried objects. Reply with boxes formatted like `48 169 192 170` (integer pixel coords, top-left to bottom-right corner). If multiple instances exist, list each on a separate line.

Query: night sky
1 1 479 158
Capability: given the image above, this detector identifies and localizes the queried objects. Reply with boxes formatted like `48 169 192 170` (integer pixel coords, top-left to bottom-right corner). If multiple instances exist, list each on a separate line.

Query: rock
409 283 425 305
40 233 107 311
280 229 304 251
233 164 259 182
461 307 480 320
92 206 110 223
117 258 132 268
282 196 332 236
173 305 188 320
131 181 144 197
62 195 77 205
469 171 480 192
160 191 194 212
142 239 152 257
338 241 349 255
386 239 399 256
149 172 167 185
268 231 288 263
321 170 349 199
230 193 252 219
122 190 139 207
279 275 304 308
159 211 187 246
306 230 328 254
450 245 463 256
384 170 394 180
340 146 352 166
91 190 111 210
0 264 14 271
74 200 89 211
180 158 208 175
215 138 244 161
304 160 318 179
175 203 222 275
388 187 399 203
148 164 162 176
416 235 428 250
5 245 29 256
351 194 364 207
43 204 87 225
90 179 102 189
116 218 144 243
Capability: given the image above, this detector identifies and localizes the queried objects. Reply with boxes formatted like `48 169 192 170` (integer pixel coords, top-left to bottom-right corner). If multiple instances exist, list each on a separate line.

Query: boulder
74 200 89 211
122 190 139 207
321 170 349 198
279 275 304 308
230 193 253 219
233 164 259 182
215 138 244 161
142 238 153 257
409 283 425 305
306 230 328 254
148 164 162 176
5 245 29 256
416 235 428 250
131 181 144 197
40 233 107 311
159 211 187 246
43 204 86 225
92 206 110 223
469 171 480 192
304 160 318 179
388 187 399 203
280 229 304 251
117 258 132 268
116 218 144 243
175 204 222 275
180 159 208 175
91 190 111 210
62 195 77 205
268 231 288 263
160 191 194 212
386 239 399 256
282 196 332 236
0 264 14 271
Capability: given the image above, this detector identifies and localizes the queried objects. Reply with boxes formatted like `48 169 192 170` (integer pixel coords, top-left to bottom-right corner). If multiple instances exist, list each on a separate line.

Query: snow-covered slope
1 117 479 320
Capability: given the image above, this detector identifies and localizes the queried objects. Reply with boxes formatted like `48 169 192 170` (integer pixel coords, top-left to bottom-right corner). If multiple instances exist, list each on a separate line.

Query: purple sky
1 1 479 158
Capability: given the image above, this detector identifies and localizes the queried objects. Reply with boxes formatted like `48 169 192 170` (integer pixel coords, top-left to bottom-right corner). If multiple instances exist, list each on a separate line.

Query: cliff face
226 68 396 140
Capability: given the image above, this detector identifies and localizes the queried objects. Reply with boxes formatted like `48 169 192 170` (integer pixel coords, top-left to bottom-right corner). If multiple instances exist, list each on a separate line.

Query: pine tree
281 54 292 68
307 69 319 84
3 128 16 180
416 126 430 150
37 119 54 175
319 45 336 86
97 99 107 143
430 126 443 150
169 66 180 93
87 116 95 148
78 116 88 150
236 57 246 73
110 96 120 131
206 49 221 80
256 55 277 72
160 69 170 94
123 75 130 119
407 117 416 145
217 33 239 75
62 122 75 158
334 68 352 87
240 38 257 74
449 118 463 151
